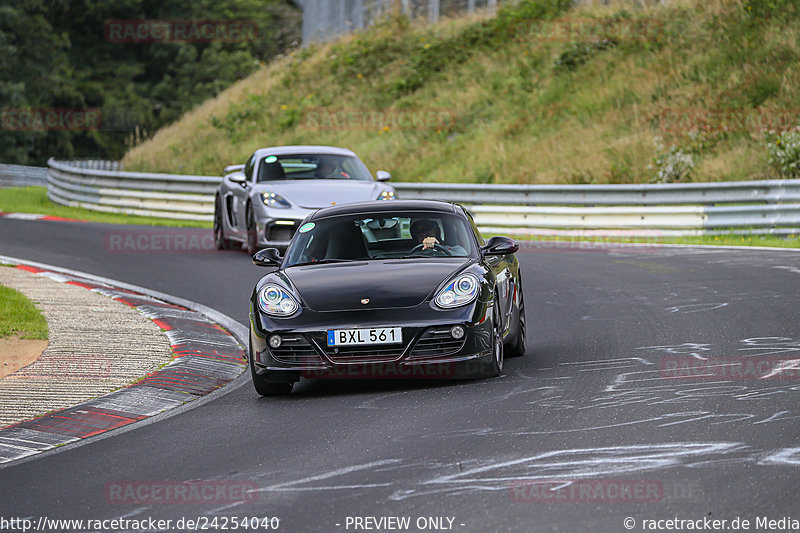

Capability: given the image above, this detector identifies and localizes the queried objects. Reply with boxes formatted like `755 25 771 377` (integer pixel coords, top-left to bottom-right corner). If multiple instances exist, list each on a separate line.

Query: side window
399 219 412 239
464 208 485 246
244 154 256 181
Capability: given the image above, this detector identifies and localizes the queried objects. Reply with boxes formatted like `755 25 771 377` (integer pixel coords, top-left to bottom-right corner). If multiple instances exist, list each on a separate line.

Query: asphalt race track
2 217 800 533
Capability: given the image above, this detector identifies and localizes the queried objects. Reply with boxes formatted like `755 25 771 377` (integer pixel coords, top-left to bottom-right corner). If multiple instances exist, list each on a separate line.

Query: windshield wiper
395 254 448 259
289 258 362 267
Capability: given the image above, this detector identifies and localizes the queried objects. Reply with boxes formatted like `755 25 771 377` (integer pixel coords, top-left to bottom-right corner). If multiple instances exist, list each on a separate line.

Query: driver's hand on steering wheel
422 236 439 250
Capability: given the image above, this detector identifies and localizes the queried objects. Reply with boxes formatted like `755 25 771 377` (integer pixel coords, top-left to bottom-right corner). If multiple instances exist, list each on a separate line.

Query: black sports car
247 199 526 395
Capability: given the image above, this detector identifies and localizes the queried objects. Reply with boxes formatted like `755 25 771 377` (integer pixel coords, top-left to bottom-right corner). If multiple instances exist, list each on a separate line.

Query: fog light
268 335 283 349
450 325 465 340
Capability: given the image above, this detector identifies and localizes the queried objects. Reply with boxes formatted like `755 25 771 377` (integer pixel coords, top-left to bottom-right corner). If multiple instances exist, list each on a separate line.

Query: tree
0 0 301 164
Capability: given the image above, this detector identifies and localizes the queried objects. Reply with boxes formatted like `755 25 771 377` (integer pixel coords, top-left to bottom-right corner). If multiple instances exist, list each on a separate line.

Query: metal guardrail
393 181 800 234
44 159 800 234
300 0 662 45
391 180 800 206
62 160 124 171
302 0 503 44
0 164 48 189
47 159 217 221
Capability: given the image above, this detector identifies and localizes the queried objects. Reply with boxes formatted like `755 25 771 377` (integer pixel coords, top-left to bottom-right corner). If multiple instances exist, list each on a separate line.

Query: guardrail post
428 0 439 23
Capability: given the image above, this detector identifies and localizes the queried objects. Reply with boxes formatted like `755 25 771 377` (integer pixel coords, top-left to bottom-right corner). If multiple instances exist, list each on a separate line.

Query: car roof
309 200 459 219
252 146 357 159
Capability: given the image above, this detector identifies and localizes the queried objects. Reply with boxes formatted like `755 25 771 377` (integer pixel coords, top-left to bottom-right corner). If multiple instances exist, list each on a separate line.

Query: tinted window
256 154 373 182
244 154 256 180
464 208 485 246
284 211 476 266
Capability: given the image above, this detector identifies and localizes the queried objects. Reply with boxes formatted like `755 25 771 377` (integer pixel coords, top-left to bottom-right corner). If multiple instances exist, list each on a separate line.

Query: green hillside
123 0 800 185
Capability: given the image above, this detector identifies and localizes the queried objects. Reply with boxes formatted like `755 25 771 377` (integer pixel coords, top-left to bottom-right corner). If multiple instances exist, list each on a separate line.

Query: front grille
407 327 466 359
269 335 324 366
266 224 296 242
310 334 407 363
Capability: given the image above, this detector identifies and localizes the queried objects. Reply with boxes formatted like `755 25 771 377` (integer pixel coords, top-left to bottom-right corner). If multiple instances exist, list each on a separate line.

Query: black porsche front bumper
249 300 496 380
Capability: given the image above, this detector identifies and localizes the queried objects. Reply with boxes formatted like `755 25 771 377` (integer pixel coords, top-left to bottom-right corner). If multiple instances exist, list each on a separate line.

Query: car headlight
434 273 480 309
261 192 291 208
258 284 300 316
377 190 395 200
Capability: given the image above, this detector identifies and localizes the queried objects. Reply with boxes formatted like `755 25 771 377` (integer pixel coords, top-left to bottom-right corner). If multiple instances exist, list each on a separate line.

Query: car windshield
256 154 373 182
283 211 477 266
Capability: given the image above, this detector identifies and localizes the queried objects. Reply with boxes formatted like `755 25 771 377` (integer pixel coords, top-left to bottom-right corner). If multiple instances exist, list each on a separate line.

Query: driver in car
410 219 467 255
316 157 350 179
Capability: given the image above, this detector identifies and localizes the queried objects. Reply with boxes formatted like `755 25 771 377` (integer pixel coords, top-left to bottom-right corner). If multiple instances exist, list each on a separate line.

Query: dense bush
651 137 695 183
766 129 800 179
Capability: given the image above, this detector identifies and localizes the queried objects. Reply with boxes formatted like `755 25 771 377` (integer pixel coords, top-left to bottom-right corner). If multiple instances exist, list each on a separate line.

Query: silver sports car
214 146 396 254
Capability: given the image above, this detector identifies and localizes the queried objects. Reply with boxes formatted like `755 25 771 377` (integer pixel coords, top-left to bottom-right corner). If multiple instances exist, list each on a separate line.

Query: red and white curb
0 212 88 222
0 257 247 465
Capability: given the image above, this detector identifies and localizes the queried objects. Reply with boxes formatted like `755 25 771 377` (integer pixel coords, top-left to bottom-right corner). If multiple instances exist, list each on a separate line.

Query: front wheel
245 203 260 256
505 277 526 357
213 197 235 250
483 296 504 378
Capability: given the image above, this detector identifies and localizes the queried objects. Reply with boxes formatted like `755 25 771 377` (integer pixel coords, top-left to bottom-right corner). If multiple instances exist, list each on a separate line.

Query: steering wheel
408 242 453 257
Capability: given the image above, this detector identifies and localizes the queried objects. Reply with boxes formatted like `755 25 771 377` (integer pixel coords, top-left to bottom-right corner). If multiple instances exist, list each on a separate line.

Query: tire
483 295 504 378
505 277 526 357
245 203 259 256
249 340 294 396
213 196 235 250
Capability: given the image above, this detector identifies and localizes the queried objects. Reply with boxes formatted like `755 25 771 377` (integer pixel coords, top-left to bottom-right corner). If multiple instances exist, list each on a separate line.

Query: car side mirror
375 170 392 182
223 164 245 174
482 236 519 256
252 247 282 267
228 171 247 185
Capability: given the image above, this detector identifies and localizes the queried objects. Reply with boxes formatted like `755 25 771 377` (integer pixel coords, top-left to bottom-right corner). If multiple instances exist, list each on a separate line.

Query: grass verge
665 234 800 249
0 283 48 340
0 187 209 228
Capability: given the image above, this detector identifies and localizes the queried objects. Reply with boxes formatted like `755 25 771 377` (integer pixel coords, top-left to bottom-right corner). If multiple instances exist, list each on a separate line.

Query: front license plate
327 327 403 346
